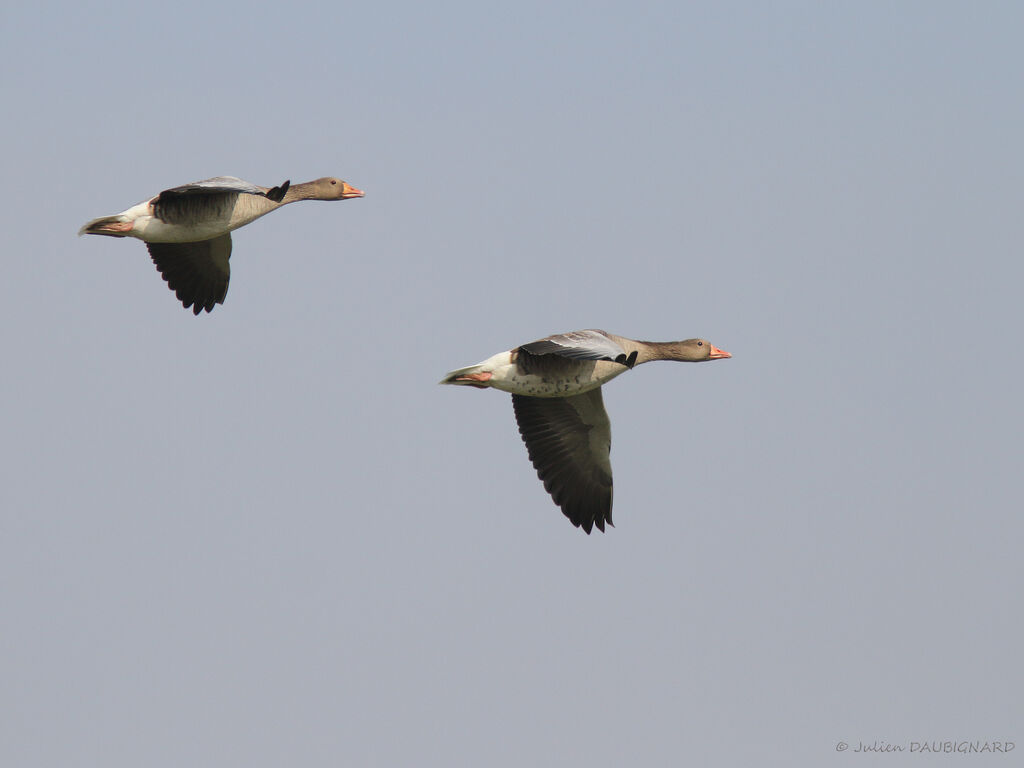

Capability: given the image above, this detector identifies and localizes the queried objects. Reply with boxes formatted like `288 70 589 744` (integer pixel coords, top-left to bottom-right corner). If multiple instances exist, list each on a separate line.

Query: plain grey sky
2 1 1021 765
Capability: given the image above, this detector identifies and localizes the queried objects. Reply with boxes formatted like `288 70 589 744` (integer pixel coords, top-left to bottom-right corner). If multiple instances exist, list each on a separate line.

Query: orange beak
341 182 365 199
709 345 732 359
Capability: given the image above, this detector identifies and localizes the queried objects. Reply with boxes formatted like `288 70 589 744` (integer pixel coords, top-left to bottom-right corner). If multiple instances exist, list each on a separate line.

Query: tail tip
78 216 133 237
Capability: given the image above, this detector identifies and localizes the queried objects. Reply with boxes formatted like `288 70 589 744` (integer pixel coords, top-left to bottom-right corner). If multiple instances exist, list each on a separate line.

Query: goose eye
697 341 703 346
330 180 338 185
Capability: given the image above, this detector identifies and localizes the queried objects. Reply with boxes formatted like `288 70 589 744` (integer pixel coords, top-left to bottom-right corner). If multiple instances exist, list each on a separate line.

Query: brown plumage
79 176 364 314
442 330 732 533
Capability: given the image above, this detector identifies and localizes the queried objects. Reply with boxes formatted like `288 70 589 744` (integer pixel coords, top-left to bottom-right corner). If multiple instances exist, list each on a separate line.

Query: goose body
441 329 731 534
442 330 637 397
79 176 364 313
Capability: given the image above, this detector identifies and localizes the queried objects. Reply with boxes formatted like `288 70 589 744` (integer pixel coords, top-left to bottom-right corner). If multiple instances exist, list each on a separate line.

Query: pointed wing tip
266 180 290 202
570 511 612 534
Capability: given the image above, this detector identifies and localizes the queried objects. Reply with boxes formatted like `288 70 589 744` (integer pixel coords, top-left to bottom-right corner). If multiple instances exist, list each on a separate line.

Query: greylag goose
79 176 364 314
441 329 731 533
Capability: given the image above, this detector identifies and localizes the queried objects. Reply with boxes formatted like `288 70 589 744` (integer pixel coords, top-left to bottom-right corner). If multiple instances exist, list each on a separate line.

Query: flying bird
79 176 364 314
441 329 731 533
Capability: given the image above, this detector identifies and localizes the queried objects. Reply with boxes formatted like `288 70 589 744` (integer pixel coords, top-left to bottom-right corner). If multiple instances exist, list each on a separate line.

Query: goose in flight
441 329 731 533
79 176 364 313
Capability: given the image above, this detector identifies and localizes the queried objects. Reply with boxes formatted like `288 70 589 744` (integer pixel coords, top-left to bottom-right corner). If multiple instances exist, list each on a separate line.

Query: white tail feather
439 363 487 385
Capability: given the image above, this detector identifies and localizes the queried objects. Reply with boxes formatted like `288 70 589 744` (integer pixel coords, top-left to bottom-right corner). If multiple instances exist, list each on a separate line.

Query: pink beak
709 345 731 359
341 182 365 199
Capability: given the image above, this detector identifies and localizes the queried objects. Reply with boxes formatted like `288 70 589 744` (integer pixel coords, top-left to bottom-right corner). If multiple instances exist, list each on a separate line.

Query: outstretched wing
159 176 271 197
512 388 614 534
153 177 289 224
147 234 231 314
519 329 631 365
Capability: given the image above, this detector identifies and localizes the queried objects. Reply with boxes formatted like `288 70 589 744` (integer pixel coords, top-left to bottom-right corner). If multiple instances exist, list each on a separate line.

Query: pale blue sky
2 2 1021 765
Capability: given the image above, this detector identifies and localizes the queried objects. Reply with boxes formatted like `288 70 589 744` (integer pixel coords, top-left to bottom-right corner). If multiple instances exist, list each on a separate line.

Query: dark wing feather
147 234 231 314
265 180 290 202
512 389 613 534
160 176 266 196
519 329 632 366
153 176 286 225
515 346 589 378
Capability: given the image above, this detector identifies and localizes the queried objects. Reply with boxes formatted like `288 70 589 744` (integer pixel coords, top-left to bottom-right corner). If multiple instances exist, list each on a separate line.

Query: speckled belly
487 359 628 397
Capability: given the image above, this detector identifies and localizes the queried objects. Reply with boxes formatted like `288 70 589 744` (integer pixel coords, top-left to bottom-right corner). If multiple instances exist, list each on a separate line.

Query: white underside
116 198 275 243
454 351 629 397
